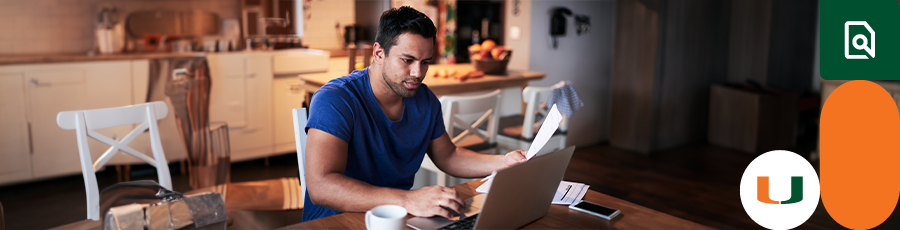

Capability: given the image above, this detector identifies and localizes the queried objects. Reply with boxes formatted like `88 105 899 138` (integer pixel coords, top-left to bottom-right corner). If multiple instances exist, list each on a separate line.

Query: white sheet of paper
476 104 564 194
475 178 492 193
551 181 590 205
525 104 562 159
475 171 496 193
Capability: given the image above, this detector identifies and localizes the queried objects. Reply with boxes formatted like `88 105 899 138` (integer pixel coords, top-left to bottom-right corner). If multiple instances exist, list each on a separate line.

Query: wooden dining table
296 57 546 97
278 180 713 230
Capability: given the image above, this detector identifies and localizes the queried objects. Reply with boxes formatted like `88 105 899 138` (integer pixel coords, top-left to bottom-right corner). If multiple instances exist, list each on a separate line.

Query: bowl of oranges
469 39 512 75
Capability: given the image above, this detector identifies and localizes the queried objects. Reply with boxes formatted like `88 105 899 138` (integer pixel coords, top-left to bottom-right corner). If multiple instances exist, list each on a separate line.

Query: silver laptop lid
473 146 576 229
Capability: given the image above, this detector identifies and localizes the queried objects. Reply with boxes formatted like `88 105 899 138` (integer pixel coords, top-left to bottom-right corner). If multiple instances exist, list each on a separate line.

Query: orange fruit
481 39 496 51
491 47 505 59
469 44 482 52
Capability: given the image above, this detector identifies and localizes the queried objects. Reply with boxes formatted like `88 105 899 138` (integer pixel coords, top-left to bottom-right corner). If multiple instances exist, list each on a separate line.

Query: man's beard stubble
382 67 419 98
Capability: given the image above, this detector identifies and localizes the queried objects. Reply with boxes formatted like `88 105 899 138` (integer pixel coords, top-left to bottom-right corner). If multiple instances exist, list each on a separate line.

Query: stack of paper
476 105 563 194
551 181 590 205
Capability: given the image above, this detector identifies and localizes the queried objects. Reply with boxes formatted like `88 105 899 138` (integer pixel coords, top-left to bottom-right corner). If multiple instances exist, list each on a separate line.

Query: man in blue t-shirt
302 6 527 222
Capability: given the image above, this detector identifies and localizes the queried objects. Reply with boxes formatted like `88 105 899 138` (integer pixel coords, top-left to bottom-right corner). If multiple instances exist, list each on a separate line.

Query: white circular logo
740 150 820 230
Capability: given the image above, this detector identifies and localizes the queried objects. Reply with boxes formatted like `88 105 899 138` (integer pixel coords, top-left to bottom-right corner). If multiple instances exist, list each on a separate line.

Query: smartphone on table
569 200 621 220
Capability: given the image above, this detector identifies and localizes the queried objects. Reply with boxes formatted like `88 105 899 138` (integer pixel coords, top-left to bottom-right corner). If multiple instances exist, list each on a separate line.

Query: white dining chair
291 108 309 208
56 101 173 220
494 87 569 155
422 89 502 187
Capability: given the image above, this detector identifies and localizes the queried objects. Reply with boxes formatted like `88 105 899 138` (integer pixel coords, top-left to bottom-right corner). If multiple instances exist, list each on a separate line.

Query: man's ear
373 42 385 63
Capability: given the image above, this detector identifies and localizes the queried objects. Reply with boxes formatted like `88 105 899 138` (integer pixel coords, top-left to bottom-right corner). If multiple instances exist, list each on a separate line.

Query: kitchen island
297 57 546 96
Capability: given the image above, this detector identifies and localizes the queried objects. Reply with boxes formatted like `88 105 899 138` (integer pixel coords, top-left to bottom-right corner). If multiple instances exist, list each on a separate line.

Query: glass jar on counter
253 37 265 50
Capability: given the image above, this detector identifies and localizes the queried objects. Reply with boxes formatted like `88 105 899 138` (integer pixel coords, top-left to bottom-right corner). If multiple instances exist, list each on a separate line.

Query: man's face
380 33 434 98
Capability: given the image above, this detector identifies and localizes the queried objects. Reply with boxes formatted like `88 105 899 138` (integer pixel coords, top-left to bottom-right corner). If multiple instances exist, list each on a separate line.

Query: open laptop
407 146 576 230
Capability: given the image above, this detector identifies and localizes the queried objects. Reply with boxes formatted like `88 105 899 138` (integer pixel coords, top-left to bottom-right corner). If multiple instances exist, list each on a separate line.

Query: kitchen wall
609 0 732 153
301 0 355 52
764 0 818 93
813 13 820 93
526 0 616 147
726 0 818 94
504 0 531 70
0 0 239 55
355 0 390 44
0 0 354 55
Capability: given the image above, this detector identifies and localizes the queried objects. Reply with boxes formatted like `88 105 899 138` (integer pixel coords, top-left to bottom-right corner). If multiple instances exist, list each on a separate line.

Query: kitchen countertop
298 57 546 96
0 52 207 65
0 48 326 65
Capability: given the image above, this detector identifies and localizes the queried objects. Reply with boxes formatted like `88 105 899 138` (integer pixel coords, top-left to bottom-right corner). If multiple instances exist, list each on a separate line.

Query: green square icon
821 0 900 80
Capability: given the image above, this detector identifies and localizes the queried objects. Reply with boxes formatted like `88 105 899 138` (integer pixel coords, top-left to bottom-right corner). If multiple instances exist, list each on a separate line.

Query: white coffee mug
365 205 408 230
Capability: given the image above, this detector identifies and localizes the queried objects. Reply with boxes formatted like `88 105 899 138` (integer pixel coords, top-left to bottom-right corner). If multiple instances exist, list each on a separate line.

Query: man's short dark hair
375 6 437 56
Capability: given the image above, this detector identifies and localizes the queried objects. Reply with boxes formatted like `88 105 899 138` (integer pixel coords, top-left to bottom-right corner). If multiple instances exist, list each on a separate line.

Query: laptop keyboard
437 214 480 230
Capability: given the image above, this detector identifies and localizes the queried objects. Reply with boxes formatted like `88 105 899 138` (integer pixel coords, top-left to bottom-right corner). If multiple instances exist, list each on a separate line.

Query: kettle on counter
96 7 125 54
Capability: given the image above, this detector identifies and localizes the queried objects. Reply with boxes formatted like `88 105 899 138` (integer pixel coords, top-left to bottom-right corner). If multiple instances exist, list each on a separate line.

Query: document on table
551 181 590 205
476 105 563 194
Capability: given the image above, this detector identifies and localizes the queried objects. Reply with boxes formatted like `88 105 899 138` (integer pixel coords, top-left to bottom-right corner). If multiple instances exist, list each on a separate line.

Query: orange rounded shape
821 80 900 229
481 39 496 51
491 47 504 59
469 44 482 52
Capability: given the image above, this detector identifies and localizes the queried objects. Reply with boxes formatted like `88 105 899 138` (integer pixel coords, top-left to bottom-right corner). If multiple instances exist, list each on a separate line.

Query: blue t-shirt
302 68 446 222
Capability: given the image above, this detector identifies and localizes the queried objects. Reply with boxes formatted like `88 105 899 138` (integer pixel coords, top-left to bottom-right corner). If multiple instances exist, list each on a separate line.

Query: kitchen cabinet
0 49 326 185
25 61 136 179
25 67 90 179
0 73 32 185
272 75 306 153
207 52 274 161
0 60 149 184
271 50 331 154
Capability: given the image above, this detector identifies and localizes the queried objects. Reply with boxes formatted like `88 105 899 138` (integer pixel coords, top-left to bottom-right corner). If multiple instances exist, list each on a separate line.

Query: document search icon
845 21 875 59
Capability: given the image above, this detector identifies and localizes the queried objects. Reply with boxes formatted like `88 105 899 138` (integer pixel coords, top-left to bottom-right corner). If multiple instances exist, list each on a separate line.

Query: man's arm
305 128 467 218
426 132 527 178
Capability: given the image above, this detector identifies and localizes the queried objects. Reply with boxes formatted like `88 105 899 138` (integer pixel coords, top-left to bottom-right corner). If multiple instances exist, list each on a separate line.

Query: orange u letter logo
757 176 803 204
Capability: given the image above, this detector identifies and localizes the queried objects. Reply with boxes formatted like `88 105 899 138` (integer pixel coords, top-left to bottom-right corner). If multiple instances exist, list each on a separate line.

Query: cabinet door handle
27 122 33 155
286 80 303 91
30 79 56 86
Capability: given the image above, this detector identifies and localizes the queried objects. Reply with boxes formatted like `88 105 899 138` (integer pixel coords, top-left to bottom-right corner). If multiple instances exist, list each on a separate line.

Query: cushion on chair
456 135 497 152
449 127 498 152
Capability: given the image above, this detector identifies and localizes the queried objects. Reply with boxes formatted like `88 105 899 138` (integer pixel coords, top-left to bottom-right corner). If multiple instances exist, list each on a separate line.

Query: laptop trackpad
407 194 486 230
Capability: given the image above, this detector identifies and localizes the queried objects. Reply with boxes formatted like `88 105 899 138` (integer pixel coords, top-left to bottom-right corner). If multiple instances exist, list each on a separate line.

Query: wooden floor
566 144 900 230
3 143 900 229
